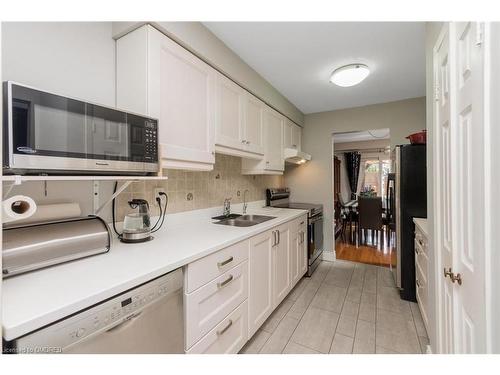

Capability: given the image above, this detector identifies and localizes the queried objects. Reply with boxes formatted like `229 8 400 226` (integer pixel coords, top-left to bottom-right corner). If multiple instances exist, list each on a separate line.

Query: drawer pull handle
217 319 233 336
217 256 234 267
418 239 424 246
217 275 234 288
300 221 304 225
415 246 420 254
416 279 422 288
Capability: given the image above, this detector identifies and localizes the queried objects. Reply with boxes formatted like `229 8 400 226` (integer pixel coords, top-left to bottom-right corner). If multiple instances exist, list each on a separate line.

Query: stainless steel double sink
213 214 276 227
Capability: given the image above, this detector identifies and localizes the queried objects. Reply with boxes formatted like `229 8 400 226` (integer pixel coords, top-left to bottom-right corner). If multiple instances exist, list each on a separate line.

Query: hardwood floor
335 227 395 268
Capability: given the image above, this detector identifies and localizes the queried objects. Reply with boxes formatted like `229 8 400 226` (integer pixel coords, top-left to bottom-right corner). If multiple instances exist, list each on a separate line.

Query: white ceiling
204 22 425 114
333 128 390 143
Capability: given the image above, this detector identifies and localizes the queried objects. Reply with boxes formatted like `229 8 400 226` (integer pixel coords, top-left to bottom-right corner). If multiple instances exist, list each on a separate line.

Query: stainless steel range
266 188 324 276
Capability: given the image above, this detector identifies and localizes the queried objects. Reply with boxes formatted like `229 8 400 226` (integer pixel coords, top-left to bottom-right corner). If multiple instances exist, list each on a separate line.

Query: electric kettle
120 199 152 243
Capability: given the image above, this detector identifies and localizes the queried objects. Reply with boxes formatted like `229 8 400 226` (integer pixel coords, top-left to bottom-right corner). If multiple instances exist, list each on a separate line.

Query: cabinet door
290 224 300 287
273 223 291 307
284 120 293 149
264 108 284 171
148 27 215 169
215 74 245 151
248 230 274 337
291 124 302 151
299 219 308 276
244 94 265 155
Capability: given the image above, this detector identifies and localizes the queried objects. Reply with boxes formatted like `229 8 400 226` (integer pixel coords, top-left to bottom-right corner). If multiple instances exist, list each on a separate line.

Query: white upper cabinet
215 74 264 159
284 119 302 151
241 107 284 174
215 74 245 152
243 93 265 155
117 25 216 171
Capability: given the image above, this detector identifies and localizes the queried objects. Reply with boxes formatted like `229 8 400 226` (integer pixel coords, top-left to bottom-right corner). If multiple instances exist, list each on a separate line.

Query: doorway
332 129 393 267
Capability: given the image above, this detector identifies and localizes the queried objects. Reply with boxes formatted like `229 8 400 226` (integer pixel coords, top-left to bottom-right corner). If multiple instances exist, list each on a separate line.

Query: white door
434 22 489 354
243 94 265 155
148 27 215 169
263 108 284 171
273 224 290 307
248 230 274 337
451 21 487 353
434 24 455 354
215 74 245 151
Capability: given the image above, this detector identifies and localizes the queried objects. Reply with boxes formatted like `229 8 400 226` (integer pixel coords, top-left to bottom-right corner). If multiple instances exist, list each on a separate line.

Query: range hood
284 148 311 165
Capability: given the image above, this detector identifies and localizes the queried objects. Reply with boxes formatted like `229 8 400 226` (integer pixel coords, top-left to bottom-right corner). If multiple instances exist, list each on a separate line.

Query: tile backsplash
116 154 284 219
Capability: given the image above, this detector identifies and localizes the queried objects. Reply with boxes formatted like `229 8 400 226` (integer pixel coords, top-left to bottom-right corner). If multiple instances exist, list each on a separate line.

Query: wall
2 22 116 107
116 154 284 219
111 22 304 126
1 22 288 223
285 97 426 262
424 21 443 353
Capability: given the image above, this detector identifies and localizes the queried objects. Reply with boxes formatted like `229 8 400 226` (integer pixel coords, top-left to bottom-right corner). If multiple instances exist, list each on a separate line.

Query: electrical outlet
154 188 167 205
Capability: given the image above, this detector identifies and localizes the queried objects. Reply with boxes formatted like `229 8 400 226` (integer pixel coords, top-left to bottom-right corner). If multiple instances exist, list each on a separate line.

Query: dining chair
357 196 383 246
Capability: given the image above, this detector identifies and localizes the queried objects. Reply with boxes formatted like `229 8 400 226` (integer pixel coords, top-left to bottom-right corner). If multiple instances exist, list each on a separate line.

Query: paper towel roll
2 195 37 223
15 202 82 225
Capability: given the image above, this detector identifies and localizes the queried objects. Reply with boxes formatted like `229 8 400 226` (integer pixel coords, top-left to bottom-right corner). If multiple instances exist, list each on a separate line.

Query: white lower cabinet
414 220 429 335
184 214 308 353
186 301 248 354
272 223 291 308
184 261 248 349
248 230 274 337
290 217 307 286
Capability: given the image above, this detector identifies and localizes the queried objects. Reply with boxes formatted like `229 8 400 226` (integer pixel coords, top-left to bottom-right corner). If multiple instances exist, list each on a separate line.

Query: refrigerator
389 144 427 302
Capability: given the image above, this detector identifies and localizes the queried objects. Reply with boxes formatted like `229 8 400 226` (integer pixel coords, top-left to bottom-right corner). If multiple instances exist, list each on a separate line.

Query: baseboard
322 251 336 262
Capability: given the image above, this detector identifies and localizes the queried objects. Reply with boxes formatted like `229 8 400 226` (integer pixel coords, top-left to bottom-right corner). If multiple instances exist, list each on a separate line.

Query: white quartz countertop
2 203 308 341
413 217 428 237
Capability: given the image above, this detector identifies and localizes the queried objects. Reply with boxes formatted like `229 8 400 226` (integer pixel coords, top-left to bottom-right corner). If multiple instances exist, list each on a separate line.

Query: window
361 159 391 197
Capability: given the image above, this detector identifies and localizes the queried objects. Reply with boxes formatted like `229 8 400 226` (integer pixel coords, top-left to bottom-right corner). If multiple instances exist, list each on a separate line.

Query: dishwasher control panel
12 269 183 353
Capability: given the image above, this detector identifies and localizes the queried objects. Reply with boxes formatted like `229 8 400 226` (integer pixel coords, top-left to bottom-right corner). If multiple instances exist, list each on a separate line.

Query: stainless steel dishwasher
8 268 184 354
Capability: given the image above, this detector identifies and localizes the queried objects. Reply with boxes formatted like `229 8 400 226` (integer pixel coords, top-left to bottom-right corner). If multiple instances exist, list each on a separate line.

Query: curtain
344 152 361 200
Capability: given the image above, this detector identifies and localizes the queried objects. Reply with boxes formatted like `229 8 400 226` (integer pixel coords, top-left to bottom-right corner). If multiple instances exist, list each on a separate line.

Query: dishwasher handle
105 311 143 334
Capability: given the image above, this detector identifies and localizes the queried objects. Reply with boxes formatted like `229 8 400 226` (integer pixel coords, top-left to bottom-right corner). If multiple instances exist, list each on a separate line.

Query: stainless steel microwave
2 82 159 175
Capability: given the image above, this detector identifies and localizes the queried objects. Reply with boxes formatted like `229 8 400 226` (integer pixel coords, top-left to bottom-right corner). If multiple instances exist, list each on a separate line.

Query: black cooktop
273 202 323 217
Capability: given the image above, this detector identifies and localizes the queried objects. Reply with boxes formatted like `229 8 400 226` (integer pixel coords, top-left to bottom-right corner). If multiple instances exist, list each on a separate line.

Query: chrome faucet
223 197 232 217
243 189 250 214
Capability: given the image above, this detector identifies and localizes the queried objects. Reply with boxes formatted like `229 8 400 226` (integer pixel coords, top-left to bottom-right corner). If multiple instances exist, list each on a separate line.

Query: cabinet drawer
414 240 428 283
415 262 429 333
186 300 248 354
185 261 248 349
415 229 428 254
185 239 249 293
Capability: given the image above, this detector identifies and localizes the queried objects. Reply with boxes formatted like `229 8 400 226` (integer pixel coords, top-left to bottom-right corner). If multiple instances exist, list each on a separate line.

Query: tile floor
240 260 429 354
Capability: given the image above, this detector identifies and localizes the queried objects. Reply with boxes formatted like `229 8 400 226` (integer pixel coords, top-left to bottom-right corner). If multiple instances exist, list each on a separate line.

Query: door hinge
434 84 440 102
476 22 484 46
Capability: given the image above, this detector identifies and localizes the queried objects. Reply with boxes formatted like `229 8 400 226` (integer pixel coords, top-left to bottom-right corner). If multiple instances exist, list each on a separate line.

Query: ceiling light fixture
330 64 370 87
